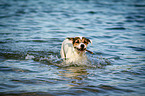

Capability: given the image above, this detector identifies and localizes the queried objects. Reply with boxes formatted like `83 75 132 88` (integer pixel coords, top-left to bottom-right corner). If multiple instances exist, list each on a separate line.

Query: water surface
0 0 145 96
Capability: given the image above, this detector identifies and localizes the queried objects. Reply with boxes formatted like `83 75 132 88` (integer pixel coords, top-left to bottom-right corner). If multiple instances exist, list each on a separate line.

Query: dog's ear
66 37 74 41
88 39 92 45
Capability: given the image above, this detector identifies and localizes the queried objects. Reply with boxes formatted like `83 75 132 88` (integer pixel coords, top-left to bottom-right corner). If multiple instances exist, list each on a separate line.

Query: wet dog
60 36 92 64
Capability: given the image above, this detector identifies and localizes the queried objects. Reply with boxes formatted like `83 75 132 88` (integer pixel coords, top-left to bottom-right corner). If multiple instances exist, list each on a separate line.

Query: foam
25 54 35 60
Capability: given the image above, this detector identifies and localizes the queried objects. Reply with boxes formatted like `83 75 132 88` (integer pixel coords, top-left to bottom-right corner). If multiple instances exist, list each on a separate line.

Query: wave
0 50 111 68
24 53 111 68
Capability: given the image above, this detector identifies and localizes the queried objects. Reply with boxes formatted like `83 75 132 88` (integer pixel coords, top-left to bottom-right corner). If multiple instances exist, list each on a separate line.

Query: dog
60 36 92 64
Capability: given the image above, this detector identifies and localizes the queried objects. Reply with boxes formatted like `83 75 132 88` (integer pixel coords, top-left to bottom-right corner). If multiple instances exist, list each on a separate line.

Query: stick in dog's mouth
74 47 93 54
85 49 93 54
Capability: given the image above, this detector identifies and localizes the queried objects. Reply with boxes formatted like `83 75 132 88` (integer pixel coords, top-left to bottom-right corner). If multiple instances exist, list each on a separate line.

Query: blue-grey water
0 0 145 96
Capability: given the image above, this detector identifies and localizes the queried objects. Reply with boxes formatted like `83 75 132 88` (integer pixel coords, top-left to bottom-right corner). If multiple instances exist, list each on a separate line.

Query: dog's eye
75 40 79 43
84 40 88 43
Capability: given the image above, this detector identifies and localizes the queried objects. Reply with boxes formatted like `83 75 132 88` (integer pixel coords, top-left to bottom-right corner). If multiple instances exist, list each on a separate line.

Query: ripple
0 83 17 89
0 66 15 72
0 52 25 60
121 70 141 75
109 56 121 60
0 65 36 73
0 0 145 95
32 40 48 43
98 84 134 92
76 26 84 29
0 92 54 96
128 46 145 51
134 4 145 7
106 27 126 30
87 11 97 14
11 79 43 85
76 85 104 93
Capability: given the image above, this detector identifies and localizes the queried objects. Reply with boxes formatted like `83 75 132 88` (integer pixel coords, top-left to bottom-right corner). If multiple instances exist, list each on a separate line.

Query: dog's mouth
74 47 86 52
74 47 93 54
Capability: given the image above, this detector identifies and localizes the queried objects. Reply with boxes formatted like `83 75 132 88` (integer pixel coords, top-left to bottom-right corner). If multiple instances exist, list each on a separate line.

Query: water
0 0 145 95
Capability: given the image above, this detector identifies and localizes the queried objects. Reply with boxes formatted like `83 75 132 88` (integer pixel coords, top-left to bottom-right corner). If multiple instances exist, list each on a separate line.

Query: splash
55 56 111 68
24 54 111 68
25 54 35 60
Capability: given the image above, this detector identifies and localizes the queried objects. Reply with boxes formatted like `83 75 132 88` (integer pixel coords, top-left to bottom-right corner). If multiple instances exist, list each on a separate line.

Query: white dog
60 36 92 64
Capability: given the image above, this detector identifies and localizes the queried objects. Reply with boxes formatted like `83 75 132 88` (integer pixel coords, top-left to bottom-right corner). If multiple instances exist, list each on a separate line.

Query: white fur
60 39 88 64
79 43 86 49
79 36 83 40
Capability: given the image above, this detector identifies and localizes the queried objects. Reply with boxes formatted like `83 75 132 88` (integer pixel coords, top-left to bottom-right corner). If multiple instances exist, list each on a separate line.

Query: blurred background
0 0 145 96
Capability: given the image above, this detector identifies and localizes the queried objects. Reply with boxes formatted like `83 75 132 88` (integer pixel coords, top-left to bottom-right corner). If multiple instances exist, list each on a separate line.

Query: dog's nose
81 44 84 48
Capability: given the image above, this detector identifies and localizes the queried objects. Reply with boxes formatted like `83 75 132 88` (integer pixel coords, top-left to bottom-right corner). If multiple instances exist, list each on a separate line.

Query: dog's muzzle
74 47 86 51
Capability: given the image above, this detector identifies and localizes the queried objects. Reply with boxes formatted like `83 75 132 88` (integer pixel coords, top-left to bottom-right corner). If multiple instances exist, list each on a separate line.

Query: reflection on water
59 67 89 87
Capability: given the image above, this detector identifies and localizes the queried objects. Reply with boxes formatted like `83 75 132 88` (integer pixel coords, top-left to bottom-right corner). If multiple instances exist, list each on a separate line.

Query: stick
86 49 93 54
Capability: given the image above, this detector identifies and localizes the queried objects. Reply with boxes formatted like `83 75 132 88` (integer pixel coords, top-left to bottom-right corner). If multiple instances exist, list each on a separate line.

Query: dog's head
67 36 92 53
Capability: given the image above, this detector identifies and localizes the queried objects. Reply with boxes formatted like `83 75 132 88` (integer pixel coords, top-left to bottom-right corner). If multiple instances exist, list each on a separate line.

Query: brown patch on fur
73 37 81 47
82 37 91 46
66 37 74 41
67 37 91 46
66 36 92 53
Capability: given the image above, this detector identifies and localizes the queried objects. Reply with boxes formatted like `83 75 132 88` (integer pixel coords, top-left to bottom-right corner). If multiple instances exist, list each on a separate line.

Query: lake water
0 0 145 96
